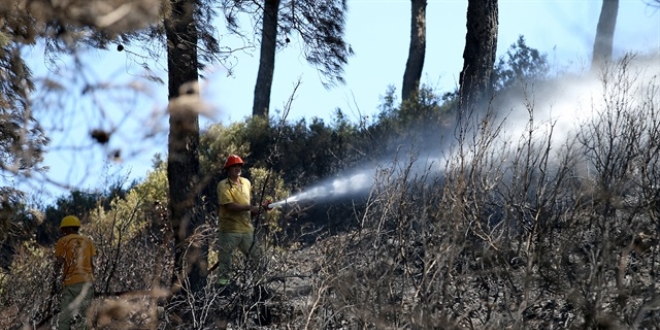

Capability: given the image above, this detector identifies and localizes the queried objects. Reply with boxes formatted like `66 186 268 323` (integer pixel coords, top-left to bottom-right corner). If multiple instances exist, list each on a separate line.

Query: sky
13 0 660 203
208 0 660 123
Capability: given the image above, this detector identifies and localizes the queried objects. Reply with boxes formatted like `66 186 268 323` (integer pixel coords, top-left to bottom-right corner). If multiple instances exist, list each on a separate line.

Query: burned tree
164 0 207 307
222 0 352 119
253 0 281 118
402 0 427 102
458 0 499 112
591 0 619 70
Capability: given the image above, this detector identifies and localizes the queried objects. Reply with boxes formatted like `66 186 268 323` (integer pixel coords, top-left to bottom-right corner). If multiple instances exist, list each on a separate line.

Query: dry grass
2 57 660 329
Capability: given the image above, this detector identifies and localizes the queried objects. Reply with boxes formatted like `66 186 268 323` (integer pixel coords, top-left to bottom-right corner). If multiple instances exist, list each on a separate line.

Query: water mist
268 56 660 209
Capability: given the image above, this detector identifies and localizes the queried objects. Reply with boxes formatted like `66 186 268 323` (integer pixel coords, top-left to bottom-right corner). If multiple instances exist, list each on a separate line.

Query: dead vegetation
2 58 660 329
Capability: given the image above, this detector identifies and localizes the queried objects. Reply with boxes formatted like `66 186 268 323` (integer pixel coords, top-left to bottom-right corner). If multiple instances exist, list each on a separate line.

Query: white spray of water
267 156 447 209
268 170 374 208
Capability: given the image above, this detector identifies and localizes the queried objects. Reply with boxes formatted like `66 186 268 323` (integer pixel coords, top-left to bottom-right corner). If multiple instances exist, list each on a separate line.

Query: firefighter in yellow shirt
53 215 96 330
216 155 265 286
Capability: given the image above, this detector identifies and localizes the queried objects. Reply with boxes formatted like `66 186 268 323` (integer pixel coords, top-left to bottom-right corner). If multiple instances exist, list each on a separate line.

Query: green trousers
58 281 94 330
217 231 262 284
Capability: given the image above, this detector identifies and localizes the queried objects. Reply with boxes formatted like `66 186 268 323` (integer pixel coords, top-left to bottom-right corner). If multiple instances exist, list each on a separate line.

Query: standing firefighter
216 154 265 286
53 215 96 330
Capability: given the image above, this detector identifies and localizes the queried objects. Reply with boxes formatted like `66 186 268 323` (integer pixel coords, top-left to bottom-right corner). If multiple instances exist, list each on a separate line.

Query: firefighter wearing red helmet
223 154 244 169
216 154 264 286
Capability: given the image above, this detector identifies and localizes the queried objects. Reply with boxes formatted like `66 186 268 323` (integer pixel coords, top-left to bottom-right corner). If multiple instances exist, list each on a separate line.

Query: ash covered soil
42 223 659 330
206 226 660 330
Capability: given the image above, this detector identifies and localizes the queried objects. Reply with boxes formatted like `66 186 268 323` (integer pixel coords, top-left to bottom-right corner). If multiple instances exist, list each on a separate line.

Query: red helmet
224 154 244 169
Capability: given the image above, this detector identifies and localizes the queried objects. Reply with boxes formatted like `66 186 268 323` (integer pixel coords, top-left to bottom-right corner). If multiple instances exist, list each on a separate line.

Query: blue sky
15 0 660 202
208 0 660 124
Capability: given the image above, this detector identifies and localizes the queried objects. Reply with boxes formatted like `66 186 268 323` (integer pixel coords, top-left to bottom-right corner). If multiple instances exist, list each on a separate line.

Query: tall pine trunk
591 0 619 70
459 0 498 112
164 0 206 306
252 0 281 118
402 0 427 102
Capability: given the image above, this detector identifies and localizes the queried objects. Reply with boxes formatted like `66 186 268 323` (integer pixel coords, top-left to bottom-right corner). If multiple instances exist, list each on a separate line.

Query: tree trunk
459 0 498 112
164 0 206 301
402 0 427 102
591 0 619 70
252 0 281 118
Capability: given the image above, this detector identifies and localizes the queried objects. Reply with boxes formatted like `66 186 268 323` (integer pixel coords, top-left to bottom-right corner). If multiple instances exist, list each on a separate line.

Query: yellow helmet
60 215 81 228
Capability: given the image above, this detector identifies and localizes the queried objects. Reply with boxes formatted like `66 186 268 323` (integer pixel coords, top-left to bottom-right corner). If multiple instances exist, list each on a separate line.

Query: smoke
270 55 660 208
456 54 660 171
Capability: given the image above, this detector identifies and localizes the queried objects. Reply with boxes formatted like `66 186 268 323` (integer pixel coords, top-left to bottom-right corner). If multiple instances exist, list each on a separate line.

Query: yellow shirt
217 177 254 233
55 233 96 286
